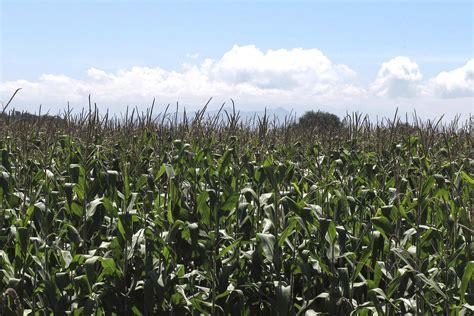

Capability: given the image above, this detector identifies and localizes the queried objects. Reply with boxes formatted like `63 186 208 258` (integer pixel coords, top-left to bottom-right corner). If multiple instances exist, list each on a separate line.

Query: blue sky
1 0 473 118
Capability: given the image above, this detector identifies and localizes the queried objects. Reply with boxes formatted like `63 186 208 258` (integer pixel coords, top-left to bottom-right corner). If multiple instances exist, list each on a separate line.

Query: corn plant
0 106 472 315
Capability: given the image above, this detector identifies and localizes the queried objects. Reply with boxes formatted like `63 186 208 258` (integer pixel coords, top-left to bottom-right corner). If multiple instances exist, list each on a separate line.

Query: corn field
0 104 473 315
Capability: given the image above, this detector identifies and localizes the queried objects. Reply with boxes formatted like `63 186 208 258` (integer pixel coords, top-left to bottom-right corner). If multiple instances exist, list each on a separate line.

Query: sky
1 0 473 119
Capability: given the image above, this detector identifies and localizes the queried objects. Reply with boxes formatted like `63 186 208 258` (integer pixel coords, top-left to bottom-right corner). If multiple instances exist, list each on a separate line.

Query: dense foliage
0 107 472 315
296 111 342 132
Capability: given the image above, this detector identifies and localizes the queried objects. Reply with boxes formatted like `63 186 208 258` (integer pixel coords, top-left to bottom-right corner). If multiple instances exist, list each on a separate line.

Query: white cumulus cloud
428 59 474 98
0 46 473 118
371 56 423 98
0 45 363 112
208 45 357 93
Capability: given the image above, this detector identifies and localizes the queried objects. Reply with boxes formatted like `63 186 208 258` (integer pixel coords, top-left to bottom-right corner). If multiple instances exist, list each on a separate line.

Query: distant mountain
0 110 65 123
164 107 297 124
233 107 296 121
0 106 299 127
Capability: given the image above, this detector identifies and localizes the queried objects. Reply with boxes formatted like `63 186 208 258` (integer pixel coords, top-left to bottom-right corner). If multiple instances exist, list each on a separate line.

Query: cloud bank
428 59 474 98
1 45 472 118
371 56 423 98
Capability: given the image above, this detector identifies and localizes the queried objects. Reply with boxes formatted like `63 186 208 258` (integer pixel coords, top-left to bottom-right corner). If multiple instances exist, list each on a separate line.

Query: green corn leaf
459 171 474 185
415 273 447 300
218 239 241 259
257 233 275 263
86 197 103 219
221 193 240 211
371 216 393 239
276 283 292 315
460 261 474 303
278 217 298 247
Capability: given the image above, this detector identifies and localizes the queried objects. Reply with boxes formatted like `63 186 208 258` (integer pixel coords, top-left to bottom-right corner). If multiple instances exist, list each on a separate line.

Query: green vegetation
0 106 472 315
295 110 342 132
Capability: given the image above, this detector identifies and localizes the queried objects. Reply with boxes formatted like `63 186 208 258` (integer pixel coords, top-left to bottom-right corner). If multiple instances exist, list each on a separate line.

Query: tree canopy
297 110 342 131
